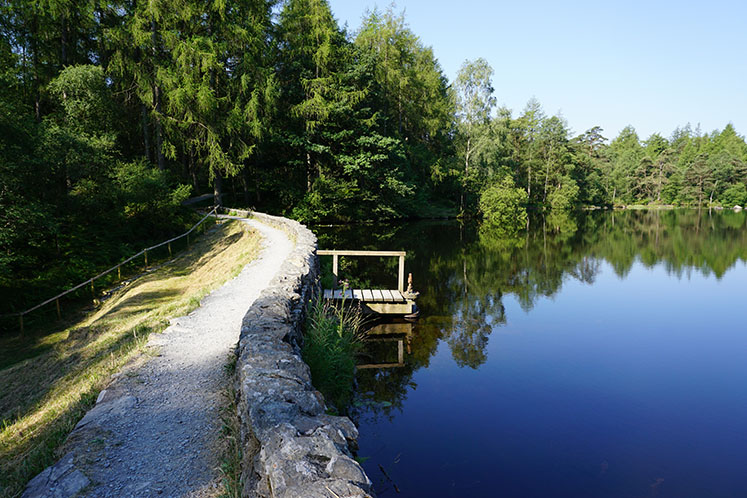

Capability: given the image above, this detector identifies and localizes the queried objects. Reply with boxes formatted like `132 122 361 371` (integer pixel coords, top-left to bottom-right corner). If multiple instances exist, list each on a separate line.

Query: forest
2 0 747 314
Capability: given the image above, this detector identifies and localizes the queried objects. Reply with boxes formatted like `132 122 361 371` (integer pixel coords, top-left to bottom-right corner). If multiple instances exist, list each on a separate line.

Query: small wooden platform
322 288 415 316
323 289 407 302
318 249 418 317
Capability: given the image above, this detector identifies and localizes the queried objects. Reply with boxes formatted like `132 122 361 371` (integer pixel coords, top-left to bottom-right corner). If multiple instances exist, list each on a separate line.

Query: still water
314 210 747 498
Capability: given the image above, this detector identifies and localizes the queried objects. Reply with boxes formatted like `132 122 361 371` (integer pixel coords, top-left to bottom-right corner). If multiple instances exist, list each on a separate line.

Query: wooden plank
394 290 406 302
381 289 395 302
362 289 375 302
372 289 385 301
323 289 333 299
353 289 364 301
318 250 406 257
334 289 343 299
344 289 353 299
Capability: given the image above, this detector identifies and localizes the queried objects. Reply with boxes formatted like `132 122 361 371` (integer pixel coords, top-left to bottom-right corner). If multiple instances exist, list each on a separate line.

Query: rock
234 212 373 497
23 454 91 498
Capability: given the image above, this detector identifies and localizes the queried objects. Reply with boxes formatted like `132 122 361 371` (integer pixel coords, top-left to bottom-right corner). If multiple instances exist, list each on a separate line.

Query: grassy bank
302 297 365 413
0 220 261 498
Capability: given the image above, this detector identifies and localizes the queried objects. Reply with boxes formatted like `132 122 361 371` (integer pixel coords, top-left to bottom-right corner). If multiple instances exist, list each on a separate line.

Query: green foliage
479 176 528 232
2 0 747 318
721 183 747 207
302 297 364 412
547 177 580 211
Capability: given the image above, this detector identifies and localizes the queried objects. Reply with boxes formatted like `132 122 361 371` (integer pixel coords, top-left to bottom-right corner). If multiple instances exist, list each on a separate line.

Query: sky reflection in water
314 210 747 498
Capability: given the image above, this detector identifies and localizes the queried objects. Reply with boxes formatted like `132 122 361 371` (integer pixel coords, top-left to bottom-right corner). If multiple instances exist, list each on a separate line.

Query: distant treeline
2 0 747 312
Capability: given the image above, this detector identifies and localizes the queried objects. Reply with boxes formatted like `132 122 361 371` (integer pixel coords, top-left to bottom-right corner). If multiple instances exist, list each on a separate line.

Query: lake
313 209 747 498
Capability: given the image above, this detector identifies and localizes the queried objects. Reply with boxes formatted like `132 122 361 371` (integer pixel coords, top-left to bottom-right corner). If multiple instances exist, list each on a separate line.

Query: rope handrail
4 206 218 324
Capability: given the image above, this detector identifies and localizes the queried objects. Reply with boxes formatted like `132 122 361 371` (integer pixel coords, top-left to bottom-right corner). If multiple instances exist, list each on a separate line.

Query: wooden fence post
168 242 172 257
56 298 61 320
398 255 405 293
332 254 339 288
117 265 121 281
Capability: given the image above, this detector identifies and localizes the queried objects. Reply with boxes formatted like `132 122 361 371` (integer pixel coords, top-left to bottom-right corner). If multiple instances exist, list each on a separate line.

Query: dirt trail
24 217 293 498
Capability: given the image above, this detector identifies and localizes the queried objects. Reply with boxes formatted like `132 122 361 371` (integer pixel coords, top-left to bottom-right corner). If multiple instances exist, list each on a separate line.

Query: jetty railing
317 249 407 292
4 206 219 333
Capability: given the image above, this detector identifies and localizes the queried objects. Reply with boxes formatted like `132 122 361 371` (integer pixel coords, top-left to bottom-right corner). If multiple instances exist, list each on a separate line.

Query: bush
479 176 528 230
720 183 747 207
302 296 364 412
548 177 580 211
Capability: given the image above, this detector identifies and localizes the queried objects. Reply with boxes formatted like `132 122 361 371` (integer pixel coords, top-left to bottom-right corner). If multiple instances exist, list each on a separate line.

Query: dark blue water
315 210 747 497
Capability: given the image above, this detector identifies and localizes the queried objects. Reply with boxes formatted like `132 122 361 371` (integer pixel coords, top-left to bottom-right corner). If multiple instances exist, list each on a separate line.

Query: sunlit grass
0 220 261 498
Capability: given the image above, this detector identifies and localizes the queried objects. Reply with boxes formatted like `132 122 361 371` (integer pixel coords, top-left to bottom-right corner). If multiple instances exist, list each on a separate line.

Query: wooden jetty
318 250 419 318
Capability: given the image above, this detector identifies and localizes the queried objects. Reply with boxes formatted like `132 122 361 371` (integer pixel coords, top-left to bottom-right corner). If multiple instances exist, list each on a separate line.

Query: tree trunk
657 163 663 201
31 14 41 122
241 169 250 205
141 105 152 163
461 137 471 215
61 14 68 66
189 153 199 193
213 172 223 207
151 18 165 170
306 152 313 193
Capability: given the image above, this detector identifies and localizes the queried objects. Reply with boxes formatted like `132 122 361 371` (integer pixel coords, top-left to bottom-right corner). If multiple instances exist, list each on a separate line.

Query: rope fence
4 206 219 333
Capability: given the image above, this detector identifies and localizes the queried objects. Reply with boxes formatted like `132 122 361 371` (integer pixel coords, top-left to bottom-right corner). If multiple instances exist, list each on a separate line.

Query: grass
302 295 365 413
215 352 243 498
0 220 261 498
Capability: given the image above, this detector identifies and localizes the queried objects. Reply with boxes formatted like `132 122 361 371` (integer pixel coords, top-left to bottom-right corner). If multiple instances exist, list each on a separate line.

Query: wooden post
56 298 61 320
144 249 148 268
19 314 24 334
168 242 172 257
117 265 121 281
398 255 405 293
332 254 339 289
398 339 404 364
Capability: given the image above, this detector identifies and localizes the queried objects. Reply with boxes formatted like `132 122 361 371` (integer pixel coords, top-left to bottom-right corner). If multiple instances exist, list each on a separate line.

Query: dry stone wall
229 209 374 498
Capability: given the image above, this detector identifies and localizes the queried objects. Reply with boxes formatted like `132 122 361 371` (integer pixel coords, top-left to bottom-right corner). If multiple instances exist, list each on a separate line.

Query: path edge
227 208 374 498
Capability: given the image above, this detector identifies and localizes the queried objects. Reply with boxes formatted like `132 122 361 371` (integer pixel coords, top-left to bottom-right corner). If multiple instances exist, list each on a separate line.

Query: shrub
479 176 528 231
720 183 747 207
302 295 364 412
548 177 580 211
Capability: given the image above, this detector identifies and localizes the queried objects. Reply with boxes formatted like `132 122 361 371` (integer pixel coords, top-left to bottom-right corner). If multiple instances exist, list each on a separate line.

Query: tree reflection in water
314 209 747 421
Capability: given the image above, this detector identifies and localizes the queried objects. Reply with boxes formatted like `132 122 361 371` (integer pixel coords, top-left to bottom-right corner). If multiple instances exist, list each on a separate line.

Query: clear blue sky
326 0 746 141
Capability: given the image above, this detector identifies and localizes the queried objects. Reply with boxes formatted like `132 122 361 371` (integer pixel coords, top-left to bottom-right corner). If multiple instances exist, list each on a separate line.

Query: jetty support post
332 253 339 289
398 255 405 293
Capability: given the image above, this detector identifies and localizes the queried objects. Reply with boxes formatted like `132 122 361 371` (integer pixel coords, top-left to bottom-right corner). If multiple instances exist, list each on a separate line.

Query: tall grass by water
302 294 365 413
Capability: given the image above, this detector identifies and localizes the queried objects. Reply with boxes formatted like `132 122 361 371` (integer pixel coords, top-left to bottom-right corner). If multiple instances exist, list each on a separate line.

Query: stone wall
230 209 374 498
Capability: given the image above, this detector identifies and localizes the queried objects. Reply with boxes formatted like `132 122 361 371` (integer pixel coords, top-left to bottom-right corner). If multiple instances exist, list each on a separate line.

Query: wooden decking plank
394 290 406 302
324 289 333 299
380 289 394 302
353 289 364 301
345 289 353 299
372 289 385 301
362 289 374 301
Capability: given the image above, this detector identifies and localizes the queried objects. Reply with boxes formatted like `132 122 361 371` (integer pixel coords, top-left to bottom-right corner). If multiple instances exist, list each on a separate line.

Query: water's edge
230 208 374 497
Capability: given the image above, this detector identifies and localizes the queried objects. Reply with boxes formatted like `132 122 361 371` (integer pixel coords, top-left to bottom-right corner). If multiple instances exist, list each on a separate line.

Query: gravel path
25 218 293 498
